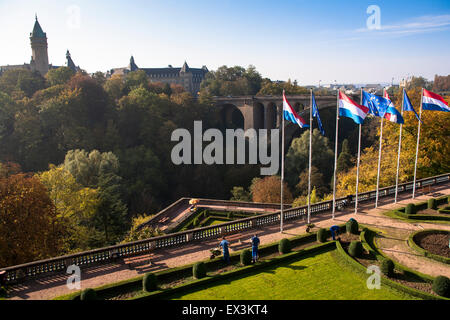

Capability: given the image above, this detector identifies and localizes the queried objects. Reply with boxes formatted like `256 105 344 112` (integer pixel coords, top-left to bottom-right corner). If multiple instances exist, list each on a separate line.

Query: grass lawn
205 218 231 226
167 249 418 300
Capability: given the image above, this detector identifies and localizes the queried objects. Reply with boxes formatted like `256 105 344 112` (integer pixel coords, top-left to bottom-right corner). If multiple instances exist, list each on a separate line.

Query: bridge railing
1 173 449 284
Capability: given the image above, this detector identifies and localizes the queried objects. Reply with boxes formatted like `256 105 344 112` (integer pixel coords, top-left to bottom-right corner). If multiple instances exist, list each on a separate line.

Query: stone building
0 16 80 77
108 57 208 95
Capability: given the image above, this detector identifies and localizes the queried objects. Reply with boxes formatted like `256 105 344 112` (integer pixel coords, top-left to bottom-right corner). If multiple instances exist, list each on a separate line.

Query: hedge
334 239 444 300
408 229 450 265
54 224 345 300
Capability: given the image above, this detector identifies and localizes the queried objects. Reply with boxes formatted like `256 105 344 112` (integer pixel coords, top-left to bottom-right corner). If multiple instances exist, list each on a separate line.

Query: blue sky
0 0 449 84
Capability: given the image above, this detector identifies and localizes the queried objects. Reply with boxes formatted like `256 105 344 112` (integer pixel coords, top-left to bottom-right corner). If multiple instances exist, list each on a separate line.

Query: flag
283 91 308 128
311 92 325 135
383 91 404 124
403 90 422 123
362 90 390 118
422 89 450 112
339 91 369 124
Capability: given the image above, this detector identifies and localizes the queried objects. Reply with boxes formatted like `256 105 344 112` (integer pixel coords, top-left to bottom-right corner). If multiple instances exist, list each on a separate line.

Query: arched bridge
213 94 359 131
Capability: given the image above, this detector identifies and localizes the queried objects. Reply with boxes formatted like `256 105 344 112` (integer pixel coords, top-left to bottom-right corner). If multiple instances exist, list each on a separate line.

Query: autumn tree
0 173 64 267
250 176 293 204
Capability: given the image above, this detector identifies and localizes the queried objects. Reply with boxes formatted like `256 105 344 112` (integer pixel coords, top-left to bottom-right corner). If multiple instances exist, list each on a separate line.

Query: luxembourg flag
338 91 369 124
422 89 450 112
383 91 404 124
283 91 308 128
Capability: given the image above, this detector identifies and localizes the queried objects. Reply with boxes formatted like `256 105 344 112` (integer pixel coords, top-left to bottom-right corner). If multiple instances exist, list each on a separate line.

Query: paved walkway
7 183 450 300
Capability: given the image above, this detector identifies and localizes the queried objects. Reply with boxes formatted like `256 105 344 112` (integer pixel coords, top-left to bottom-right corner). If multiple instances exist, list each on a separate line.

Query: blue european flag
312 92 325 135
362 90 390 118
403 90 422 123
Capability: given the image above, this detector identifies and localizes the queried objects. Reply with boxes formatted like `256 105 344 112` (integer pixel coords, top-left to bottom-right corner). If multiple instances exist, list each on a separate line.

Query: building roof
31 16 46 38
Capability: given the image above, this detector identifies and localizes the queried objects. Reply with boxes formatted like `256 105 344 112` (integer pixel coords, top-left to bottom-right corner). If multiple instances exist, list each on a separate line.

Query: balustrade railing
1 173 448 284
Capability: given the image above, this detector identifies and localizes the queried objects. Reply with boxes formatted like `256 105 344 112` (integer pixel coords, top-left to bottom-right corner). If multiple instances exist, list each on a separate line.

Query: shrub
380 258 395 277
193 262 207 279
142 273 157 292
227 212 233 219
317 228 327 243
240 249 252 266
428 198 437 210
432 276 450 297
0 286 7 298
193 217 199 227
80 288 97 300
405 203 416 215
278 238 291 254
346 218 358 234
348 241 363 258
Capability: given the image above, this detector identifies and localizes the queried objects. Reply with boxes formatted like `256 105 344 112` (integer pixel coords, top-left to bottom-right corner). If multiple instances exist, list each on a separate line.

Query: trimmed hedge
53 224 346 300
142 273 157 292
317 228 327 243
428 199 437 210
346 219 358 234
408 229 450 264
334 239 444 300
405 203 416 215
193 262 207 279
381 258 395 277
240 249 252 266
348 241 363 258
131 242 336 301
80 288 97 301
432 276 450 298
279 238 291 254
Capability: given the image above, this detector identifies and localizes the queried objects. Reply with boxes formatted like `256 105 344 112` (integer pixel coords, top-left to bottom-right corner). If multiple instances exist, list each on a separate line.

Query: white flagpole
394 89 405 203
307 89 313 224
281 90 285 232
412 88 424 199
375 89 385 208
355 88 363 214
332 90 340 220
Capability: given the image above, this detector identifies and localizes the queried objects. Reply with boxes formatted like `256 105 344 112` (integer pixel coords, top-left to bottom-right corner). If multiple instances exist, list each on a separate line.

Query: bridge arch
220 103 245 129
265 102 277 129
253 102 265 130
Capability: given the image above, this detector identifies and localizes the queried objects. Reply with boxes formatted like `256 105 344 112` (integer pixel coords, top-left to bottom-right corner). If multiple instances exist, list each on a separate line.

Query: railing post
186 232 194 242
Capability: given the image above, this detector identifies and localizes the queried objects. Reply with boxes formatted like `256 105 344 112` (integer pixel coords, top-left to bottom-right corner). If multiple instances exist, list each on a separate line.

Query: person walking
219 237 230 264
251 234 260 263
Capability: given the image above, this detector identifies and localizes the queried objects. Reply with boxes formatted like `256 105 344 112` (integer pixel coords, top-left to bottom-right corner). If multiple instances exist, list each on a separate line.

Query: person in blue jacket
330 225 340 240
251 234 260 263
219 237 230 264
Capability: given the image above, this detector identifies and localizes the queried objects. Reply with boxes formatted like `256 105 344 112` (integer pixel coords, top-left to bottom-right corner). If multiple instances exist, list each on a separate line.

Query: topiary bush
348 241 363 258
278 238 291 254
432 276 450 298
142 272 157 292
80 288 97 300
346 218 359 234
427 198 437 210
240 249 252 266
193 217 199 227
405 203 416 215
380 258 395 277
317 228 327 243
193 262 207 279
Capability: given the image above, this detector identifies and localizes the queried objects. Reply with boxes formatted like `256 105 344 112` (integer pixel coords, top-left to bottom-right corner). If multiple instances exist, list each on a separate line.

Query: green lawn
167 249 418 300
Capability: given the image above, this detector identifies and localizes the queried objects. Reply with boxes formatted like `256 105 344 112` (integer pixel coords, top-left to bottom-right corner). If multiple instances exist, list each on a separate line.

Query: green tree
230 186 251 202
285 129 334 190
0 69 46 97
336 139 353 173
46 67 75 86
